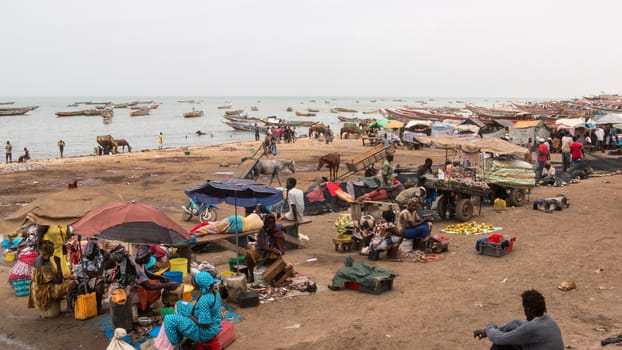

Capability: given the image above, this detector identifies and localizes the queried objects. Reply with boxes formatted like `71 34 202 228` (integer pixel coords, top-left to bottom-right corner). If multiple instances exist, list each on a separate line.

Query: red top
537 144 549 162
570 142 583 159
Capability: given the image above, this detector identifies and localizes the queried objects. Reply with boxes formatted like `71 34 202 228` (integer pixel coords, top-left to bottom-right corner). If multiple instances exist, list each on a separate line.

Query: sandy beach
0 137 620 350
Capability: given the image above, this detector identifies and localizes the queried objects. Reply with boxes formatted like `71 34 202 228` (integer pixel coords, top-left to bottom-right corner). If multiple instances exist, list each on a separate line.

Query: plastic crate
344 277 394 295
195 321 236 350
477 236 516 257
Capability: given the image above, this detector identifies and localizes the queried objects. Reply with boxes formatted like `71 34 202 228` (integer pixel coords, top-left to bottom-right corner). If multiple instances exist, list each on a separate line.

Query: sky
1 0 620 98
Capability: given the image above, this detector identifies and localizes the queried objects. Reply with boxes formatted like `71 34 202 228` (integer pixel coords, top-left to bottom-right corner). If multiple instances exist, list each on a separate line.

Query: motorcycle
181 197 218 222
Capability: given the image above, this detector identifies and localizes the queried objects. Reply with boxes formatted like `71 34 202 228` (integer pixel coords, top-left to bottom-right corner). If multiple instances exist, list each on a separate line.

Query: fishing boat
362 110 378 115
224 109 245 116
330 107 358 113
178 99 199 104
251 105 259 111
295 111 316 117
307 108 319 113
150 104 160 109
217 104 232 109
223 120 270 133
131 109 150 117
0 108 31 116
55 110 88 117
337 115 375 124
286 107 293 112
83 109 102 116
184 110 204 118
0 101 15 105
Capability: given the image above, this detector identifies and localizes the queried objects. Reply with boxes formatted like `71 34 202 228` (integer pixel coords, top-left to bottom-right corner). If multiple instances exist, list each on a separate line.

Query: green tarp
329 256 398 290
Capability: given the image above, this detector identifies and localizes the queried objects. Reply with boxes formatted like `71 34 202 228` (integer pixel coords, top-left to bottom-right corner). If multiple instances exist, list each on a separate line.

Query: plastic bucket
169 258 188 277
4 252 16 262
163 271 183 284
182 284 194 301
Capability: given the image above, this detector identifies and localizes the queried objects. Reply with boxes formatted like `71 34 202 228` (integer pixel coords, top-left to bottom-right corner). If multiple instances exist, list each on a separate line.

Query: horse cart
338 144 395 180
427 179 491 221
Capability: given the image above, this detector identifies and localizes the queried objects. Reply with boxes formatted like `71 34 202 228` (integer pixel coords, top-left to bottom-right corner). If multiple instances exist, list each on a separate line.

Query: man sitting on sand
473 289 564 349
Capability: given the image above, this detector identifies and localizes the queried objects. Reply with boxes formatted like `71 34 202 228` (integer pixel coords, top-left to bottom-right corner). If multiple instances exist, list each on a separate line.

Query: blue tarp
185 179 284 208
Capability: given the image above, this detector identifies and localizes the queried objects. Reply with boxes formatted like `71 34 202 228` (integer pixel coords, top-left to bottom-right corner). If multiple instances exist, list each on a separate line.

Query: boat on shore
184 110 204 118
223 120 270 133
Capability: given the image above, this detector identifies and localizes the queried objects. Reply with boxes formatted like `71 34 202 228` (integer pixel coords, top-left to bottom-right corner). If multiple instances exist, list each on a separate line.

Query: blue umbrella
184 179 284 261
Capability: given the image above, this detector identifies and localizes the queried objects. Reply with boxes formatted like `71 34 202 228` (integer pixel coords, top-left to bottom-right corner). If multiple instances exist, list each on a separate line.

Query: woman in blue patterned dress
155 272 222 349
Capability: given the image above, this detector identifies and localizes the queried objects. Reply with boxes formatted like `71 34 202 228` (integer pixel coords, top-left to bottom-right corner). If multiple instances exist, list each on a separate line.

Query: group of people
4 141 30 163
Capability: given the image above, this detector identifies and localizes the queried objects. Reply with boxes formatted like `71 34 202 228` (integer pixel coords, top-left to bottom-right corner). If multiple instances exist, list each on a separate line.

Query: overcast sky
1 0 620 98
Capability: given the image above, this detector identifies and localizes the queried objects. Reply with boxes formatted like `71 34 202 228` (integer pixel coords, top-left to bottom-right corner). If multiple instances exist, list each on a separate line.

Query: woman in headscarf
155 272 222 349
245 212 286 282
28 240 77 313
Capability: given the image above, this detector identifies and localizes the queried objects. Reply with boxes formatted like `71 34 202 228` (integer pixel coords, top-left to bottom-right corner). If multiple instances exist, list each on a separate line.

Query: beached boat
131 109 150 117
223 120 270 133
295 111 316 117
184 110 204 118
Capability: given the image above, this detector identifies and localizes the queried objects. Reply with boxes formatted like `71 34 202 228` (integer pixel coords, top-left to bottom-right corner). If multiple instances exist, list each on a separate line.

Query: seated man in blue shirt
473 289 564 350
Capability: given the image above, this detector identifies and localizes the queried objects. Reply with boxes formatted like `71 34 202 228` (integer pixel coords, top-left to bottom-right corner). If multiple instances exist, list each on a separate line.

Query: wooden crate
262 257 294 287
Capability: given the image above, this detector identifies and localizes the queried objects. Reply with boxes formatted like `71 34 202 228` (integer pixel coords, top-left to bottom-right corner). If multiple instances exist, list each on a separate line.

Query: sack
106 328 135 350
75 292 98 320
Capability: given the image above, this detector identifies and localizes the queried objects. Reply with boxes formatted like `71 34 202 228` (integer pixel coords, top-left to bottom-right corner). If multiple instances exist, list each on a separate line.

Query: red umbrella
71 201 190 244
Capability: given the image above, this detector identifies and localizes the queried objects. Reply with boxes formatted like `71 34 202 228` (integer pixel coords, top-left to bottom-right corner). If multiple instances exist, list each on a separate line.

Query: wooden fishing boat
251 105 259 111
307 108 319 113
131 109 150 117
217 104 232 109
178 99 199 104
83 109 102 116
223 120 270 133
184 110 204 118
286 107 293 112
55 110 87 117
0 101 15 105
224 109 245 116
362 110 378 114
337 115 375 124
330 107 358 113
295 111 316 117
0 108 31 116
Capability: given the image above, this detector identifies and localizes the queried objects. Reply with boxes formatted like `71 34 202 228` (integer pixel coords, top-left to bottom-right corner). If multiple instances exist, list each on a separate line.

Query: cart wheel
456 198 474 221
181 209 193 222
437 195 449 219
509 189 526 207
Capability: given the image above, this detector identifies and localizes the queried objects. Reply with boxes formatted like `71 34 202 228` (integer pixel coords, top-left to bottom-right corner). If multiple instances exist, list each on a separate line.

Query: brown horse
113 139 132 152
308 124 327 138
340 125 362 139
317 153 340 181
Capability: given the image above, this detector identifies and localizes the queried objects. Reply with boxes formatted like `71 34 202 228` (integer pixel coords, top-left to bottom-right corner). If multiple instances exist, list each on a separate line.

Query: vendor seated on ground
395 181 426 208
155 272 222 350
28 240 78 314
72 240 106 314
245 213 286 283
540 161 556 186
110 245 179 314
365 209 402 260
356 182 404 202
398 199 432 251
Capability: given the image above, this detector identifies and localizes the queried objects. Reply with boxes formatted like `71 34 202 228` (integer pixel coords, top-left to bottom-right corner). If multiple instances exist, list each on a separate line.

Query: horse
340 125 362 139
317 153 340 181
241 158 295 186
308 124 327 138
113 139 131 152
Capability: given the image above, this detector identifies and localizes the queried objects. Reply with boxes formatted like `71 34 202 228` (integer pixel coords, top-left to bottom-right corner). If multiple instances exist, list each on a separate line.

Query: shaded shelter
0 188 123 233
595 113 622 125
509 120 549 146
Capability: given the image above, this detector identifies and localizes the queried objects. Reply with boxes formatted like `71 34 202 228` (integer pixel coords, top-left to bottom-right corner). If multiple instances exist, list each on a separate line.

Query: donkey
317 153 340 181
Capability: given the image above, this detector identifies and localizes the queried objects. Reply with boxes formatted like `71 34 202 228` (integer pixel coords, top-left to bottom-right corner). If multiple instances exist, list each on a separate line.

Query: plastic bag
106 328 134 350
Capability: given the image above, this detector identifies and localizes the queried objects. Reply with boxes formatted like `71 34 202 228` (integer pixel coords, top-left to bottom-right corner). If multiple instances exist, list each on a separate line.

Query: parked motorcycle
181 197 218 222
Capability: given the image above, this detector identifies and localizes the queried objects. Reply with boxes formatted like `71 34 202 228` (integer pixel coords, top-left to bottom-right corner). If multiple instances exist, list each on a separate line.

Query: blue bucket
14 278 31 297
163 271 183 284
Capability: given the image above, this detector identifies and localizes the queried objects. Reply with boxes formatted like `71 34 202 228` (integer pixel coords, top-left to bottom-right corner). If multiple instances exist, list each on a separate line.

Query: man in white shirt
594 127 605 152
282 177 304 222
560 131 572 173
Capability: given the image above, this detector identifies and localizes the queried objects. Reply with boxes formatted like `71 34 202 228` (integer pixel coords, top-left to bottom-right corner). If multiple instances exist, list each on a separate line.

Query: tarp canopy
461 137 529 156
595 113 622 125
512 120 545 129
405 120 432 129
555 118 589 127
415 134 465 149
185 179 284 208
368 120 389 128
0 188 123 233
383 121 405 129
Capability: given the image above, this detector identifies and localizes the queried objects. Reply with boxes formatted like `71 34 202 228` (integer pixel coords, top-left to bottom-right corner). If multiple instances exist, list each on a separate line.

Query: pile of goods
442 221 498 235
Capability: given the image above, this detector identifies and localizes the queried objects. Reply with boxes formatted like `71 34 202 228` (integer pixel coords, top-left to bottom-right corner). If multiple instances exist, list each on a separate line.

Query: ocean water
0 96 535 160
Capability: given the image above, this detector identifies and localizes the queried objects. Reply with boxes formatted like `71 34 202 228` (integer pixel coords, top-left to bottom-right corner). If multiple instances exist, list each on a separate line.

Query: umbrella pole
234 195 240 272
